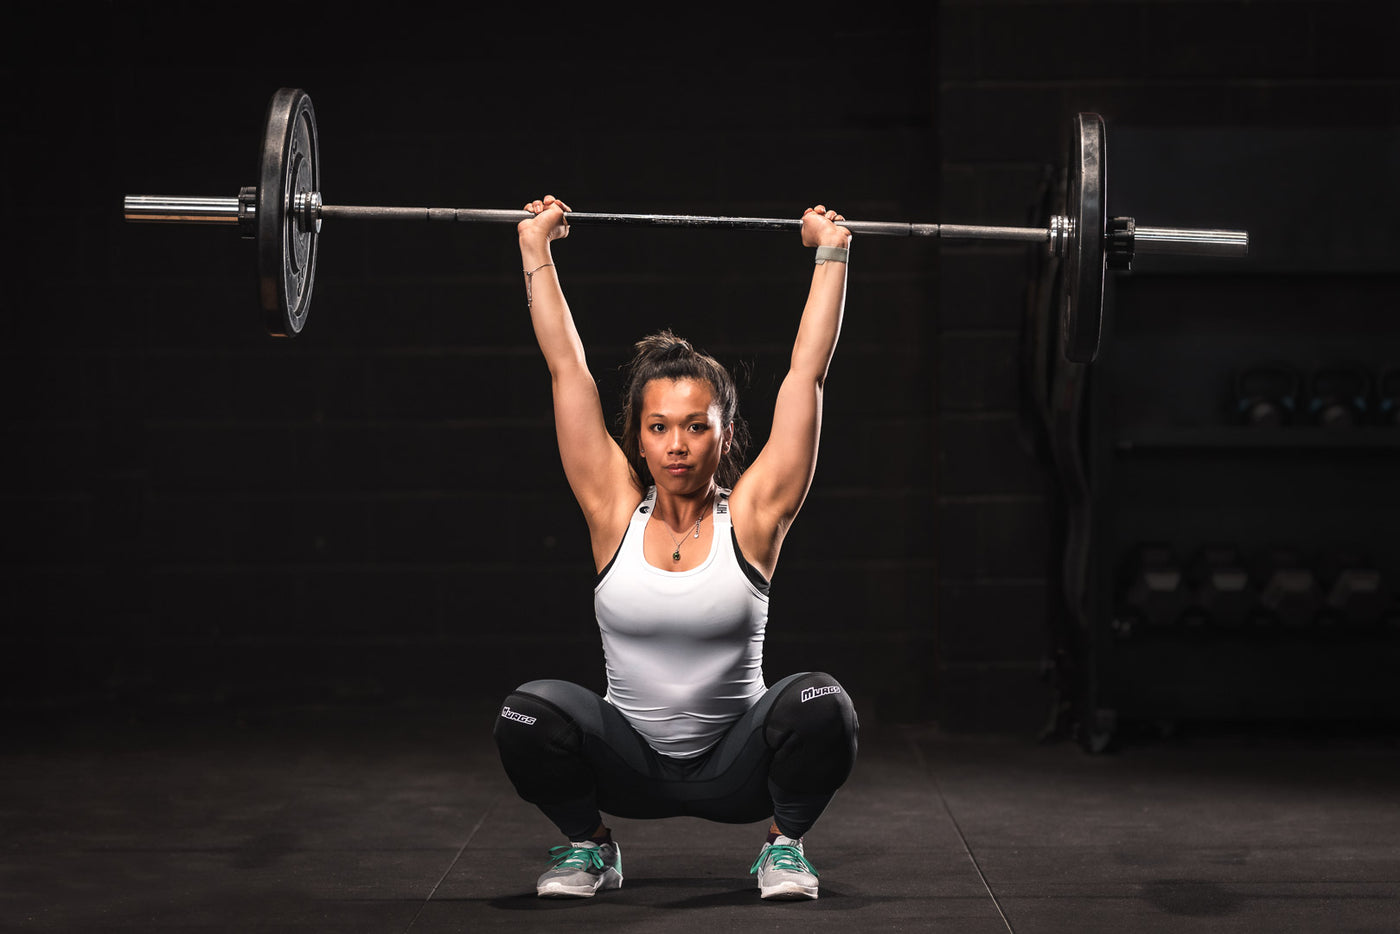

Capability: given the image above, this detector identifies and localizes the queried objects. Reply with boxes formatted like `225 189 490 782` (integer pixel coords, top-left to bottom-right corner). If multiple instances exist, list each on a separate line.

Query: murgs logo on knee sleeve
500 706 537 725
800 685 842 703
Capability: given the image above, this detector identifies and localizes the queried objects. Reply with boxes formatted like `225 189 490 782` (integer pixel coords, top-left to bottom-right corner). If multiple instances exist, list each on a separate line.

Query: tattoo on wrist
523 262 555 308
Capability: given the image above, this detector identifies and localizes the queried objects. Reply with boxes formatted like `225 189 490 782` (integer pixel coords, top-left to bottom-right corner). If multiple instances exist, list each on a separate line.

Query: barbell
123 87 1249 363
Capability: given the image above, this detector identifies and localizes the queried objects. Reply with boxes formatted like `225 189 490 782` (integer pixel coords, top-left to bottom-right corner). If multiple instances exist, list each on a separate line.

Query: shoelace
548 844 609 872
749 843 818 877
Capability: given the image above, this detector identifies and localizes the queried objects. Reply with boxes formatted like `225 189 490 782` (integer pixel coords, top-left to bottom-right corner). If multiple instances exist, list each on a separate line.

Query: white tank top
594 487 771 759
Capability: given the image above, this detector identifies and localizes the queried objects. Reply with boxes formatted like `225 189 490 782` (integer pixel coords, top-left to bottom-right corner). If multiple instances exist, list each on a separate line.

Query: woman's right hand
519 195 572 244
801 204 850 249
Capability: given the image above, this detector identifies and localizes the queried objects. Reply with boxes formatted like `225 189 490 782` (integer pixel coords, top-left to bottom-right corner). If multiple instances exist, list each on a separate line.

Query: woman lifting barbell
493 195 859 901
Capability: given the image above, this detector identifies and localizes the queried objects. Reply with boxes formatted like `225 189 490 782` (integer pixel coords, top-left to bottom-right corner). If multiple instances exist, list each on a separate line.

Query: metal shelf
1114 427 1400 451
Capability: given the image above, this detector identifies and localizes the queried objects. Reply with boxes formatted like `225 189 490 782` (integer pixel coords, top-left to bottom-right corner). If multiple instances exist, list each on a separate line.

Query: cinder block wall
5 3 1395 732
3 8 940 721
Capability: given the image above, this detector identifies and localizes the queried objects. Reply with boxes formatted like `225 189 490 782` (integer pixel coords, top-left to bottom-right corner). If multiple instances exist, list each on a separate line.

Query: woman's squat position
495 195 858 900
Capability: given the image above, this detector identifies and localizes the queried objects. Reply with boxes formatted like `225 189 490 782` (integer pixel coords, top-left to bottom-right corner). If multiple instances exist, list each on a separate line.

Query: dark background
4 1 1398 736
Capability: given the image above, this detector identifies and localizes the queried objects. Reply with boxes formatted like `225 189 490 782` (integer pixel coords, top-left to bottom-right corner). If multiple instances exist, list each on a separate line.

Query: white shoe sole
537 869 623 898
759 880 819 900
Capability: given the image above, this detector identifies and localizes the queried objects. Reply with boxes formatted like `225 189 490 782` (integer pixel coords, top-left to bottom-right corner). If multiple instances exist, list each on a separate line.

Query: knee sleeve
492 682 593 804
764 672 859 795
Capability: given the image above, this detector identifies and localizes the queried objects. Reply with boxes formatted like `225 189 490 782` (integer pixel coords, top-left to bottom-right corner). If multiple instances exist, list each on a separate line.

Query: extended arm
517 197 637 563
732 206 851 577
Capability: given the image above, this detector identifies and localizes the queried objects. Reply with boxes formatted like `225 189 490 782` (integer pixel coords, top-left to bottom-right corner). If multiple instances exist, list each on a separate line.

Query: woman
494 195 859 901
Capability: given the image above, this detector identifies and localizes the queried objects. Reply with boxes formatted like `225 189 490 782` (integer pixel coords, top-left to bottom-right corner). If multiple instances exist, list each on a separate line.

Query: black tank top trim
730 527 771 596
591 488 770 594
595 528 626 587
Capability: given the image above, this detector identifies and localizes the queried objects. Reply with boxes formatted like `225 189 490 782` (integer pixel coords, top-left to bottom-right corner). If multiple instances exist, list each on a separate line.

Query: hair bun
633 329 693 359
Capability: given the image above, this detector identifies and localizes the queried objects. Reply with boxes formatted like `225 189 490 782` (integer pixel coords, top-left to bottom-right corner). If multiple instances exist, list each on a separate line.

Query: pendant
672 549 681 562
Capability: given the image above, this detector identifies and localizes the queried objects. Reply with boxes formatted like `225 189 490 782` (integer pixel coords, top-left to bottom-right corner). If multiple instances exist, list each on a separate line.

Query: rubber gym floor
4 701 1396 933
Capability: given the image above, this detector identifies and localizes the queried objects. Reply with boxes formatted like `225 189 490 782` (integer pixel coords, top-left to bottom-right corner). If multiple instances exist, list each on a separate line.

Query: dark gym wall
5 3 1397 732
931 0 1400 731
4 5 940 719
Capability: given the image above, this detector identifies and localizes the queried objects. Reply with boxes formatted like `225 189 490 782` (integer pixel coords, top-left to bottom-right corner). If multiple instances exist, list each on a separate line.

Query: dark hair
619 330 750 490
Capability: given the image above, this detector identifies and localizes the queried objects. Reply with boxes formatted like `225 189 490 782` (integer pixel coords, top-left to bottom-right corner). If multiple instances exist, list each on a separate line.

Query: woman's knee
492 681 594 801
767 673 859 736
765 672 859 792
493 681 582 755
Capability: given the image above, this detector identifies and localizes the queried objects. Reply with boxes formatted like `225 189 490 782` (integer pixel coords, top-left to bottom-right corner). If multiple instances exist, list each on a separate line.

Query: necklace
663 501 709 562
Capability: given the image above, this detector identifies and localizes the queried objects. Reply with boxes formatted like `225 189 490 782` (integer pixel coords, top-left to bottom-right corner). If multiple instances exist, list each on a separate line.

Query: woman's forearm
517 198 587 377
791 210 851 383
791 259 848 384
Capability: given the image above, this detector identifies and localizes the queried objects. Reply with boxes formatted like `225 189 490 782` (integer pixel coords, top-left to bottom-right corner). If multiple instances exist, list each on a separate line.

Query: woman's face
639 378 731 495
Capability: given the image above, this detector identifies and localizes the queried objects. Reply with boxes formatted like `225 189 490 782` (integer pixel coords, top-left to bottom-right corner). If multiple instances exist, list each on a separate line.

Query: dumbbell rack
1080 282 1400 749
1058 126 1400 751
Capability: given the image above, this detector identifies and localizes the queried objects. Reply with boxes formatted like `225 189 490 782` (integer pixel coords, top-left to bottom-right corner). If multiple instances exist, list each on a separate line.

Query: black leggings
493 672 859 840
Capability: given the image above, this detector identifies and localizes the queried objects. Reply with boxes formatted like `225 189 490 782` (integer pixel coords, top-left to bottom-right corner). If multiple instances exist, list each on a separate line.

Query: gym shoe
750 835 819 900
536 840 623 898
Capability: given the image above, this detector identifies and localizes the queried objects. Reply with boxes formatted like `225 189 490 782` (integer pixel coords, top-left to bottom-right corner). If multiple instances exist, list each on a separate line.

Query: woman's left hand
519 195 572 244
801 205 851 249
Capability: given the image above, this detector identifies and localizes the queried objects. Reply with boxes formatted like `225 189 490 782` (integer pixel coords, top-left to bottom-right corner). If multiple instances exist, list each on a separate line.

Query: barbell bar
124 197 1246 252
122 88 1249 362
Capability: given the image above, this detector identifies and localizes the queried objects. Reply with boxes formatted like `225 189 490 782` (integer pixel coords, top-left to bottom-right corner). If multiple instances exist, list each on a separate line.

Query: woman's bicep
740 372 824 522
551 367 635 512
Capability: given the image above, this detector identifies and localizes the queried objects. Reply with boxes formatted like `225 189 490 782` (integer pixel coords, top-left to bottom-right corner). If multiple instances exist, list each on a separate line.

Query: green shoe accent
751 836 819 900
536 840 623 898
749 842 818 877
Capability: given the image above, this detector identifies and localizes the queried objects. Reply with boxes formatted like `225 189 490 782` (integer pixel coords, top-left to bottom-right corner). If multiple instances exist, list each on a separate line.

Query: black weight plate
258 88 319 336
1060 113 1105 364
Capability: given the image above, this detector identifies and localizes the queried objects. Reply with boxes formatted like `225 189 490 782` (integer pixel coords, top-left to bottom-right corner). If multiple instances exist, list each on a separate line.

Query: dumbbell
1255 547 1323 630
1188 544 1255 630
1117 544 1188 636
1318 551 1389 628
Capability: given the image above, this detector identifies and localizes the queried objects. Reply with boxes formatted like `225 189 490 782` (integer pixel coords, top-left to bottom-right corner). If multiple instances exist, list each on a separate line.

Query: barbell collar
294 191 323 233
237 187 258 239
1107 216 1136 270
1048 215 1069 257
